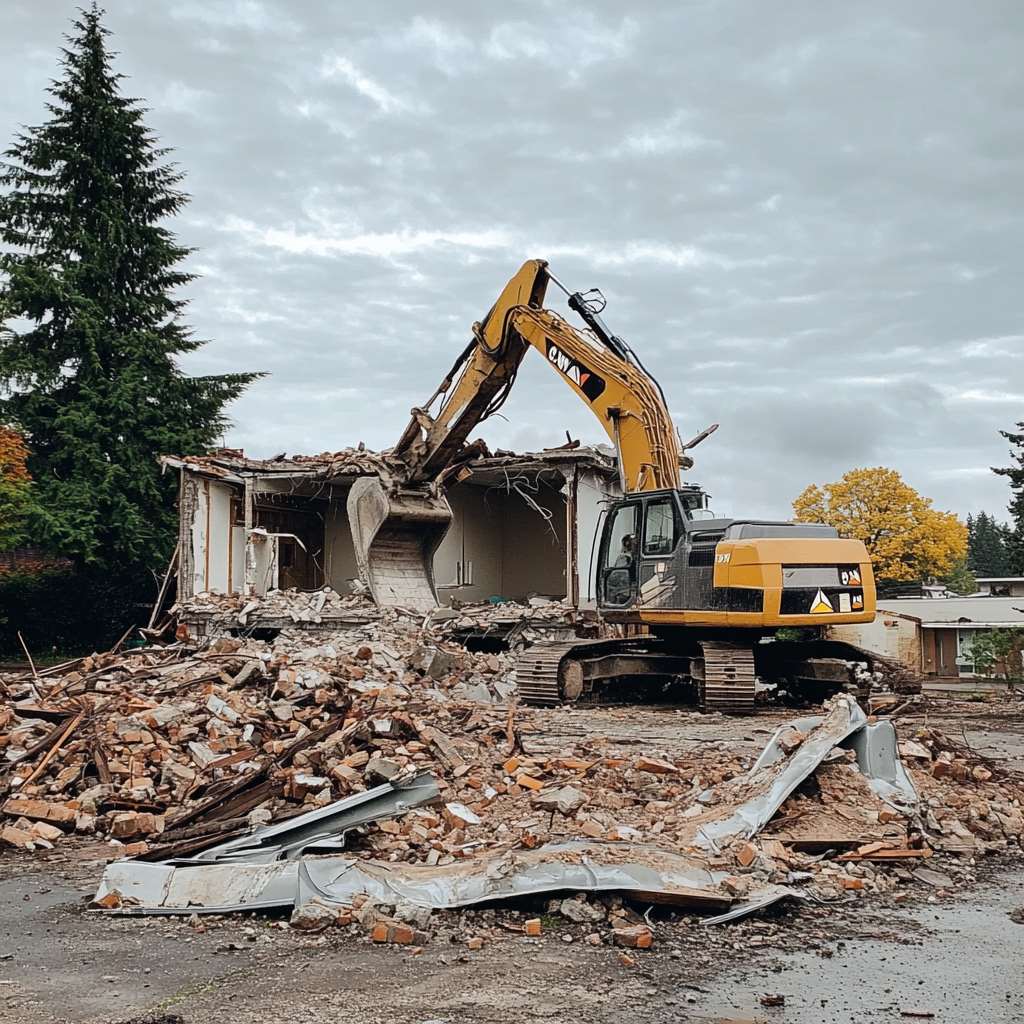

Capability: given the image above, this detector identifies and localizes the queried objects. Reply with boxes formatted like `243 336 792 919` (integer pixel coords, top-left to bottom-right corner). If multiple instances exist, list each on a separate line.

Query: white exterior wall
190 478 244 595
574 469 619 608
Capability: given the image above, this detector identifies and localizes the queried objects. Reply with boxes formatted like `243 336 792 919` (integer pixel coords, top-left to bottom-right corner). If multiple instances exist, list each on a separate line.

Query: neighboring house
163 444 623 619
976 577 1024 597
830 597 1024 678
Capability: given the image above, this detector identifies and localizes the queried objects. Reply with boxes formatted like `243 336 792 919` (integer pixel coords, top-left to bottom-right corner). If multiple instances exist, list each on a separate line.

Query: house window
956 628 980 675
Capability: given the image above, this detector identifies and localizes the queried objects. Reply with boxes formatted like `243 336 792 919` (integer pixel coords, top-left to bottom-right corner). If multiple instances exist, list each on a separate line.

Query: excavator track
516 638 627 706
517 636 758 713
699 641 757 715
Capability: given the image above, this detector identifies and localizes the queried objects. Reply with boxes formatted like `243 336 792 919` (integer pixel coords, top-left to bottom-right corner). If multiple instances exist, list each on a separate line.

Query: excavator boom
350 259 686 609
390 259 682 492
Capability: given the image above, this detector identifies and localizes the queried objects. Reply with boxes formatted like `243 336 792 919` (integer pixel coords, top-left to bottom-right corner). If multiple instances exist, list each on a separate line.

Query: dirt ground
2 693 1023 1024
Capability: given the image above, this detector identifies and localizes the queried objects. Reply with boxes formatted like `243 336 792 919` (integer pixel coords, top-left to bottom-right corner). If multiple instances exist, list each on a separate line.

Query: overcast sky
3 2 1022 520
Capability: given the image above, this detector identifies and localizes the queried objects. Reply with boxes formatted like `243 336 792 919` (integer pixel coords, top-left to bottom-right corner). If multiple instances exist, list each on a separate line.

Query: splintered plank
838 847 932 862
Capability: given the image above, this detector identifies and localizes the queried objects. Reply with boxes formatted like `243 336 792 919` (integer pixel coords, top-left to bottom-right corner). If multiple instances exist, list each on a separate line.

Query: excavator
347 259 881 713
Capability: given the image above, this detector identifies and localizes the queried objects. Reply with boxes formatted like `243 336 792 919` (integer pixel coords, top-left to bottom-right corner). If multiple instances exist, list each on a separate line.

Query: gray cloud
3 1 1022 520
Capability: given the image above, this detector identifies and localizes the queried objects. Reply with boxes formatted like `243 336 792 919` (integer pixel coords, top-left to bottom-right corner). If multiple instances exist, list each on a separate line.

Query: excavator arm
348 258 685 610
392 259 683 492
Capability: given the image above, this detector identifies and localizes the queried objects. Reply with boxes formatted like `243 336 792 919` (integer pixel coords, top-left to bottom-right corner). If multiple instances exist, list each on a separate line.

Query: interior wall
434 479 569 602
499 485 567 599
575 469 619 608
230 524 245 592
433 485 503 603
189 478 238 595
188 477 207 596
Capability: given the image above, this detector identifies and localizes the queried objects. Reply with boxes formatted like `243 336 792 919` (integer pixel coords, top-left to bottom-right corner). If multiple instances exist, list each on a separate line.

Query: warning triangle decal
810 588 834 614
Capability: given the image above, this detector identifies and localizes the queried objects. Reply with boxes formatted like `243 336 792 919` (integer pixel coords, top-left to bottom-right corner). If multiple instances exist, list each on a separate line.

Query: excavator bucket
346 475 453 612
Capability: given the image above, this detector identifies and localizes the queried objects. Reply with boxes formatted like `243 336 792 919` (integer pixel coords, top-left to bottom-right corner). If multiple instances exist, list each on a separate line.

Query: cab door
635 494 683 608
598 501 641 608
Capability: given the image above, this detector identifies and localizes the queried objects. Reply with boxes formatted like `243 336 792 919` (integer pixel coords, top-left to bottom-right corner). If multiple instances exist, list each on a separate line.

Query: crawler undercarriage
516 634 915 713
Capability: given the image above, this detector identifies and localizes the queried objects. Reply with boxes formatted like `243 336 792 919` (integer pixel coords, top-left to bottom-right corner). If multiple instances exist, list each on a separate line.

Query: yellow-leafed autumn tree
0 426 31 550
792 467 966 582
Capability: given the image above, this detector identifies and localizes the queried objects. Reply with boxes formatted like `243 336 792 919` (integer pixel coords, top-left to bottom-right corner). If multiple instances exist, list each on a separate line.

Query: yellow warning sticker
810 588 834 614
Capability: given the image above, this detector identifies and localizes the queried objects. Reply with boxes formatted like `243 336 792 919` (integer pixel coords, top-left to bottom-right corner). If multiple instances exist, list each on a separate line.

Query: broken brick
613 924 653 949
735 841 757 868
515 774 544 792
636 755 676 775
1 797 76 827
1 824 35 849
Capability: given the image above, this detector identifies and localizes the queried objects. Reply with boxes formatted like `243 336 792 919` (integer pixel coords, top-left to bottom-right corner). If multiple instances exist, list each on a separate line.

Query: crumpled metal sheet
750 706 918 811
299 841 751 911
95 838 801 925
93 772 440 912
695 696 871 852
845 720 918 810
191 771 441 864
702 888 807 926
95 859 298 914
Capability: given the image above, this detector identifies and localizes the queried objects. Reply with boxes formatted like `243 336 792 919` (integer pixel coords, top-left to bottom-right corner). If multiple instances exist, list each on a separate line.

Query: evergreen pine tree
0 5 260 577
966 510 1011 577
995 423 1024 575
942 555 977 595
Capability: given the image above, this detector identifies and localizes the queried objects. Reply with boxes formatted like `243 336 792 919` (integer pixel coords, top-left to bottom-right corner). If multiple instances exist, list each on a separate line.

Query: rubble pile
900 727 1024 856
2 615 1023 947
0 608 526 853
180 586 376 626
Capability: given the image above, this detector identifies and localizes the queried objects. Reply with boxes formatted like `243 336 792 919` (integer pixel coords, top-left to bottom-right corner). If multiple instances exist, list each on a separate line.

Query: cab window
606 504 639 567
642 498 679 556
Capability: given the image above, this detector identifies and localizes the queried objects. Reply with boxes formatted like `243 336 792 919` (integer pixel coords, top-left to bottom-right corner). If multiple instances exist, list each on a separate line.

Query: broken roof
161 441 618 484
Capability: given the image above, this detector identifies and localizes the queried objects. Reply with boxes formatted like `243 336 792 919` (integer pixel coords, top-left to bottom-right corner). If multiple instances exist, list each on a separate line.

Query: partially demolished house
163 444 620 631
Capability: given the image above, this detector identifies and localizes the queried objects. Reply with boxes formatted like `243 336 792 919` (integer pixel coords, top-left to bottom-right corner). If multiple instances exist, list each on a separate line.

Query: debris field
2 592 1023 954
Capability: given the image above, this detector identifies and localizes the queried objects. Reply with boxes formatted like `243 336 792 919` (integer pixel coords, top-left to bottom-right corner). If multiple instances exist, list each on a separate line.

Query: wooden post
147 542 180 630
